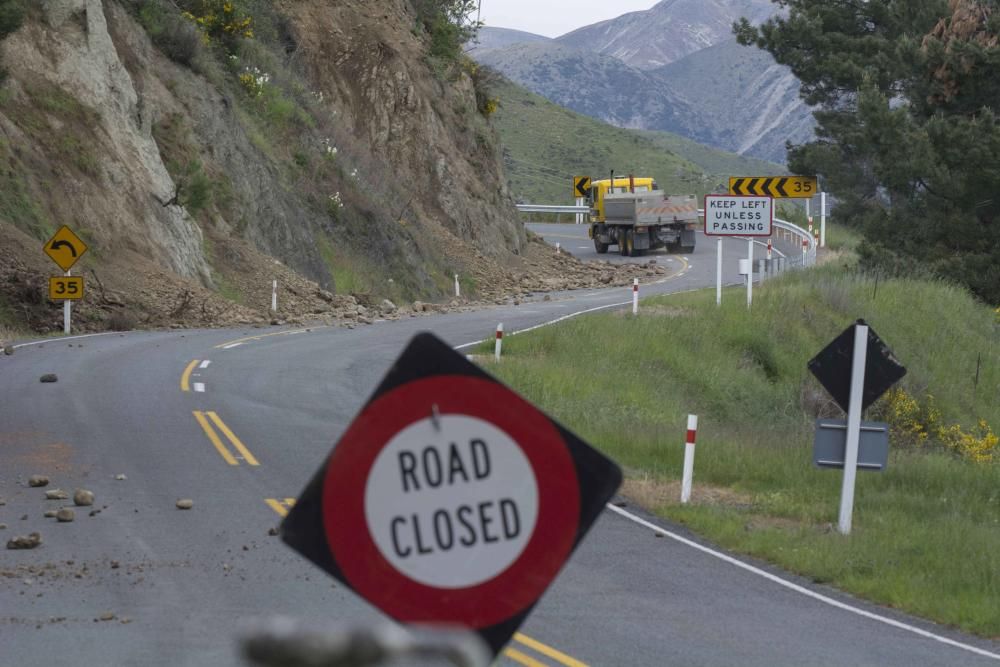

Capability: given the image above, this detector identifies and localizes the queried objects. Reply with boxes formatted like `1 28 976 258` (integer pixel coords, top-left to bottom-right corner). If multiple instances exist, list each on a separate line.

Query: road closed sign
704 194 773 237
280 333 622 657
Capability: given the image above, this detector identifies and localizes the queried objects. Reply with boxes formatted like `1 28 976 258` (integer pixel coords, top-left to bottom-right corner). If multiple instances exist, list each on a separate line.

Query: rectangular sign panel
730 176 817 198
813 419 890 472
49 276 84 301
704 195 773 237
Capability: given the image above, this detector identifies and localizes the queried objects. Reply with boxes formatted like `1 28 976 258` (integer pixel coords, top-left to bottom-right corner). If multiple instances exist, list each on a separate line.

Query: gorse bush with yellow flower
181 0 253 45
882 388 997 463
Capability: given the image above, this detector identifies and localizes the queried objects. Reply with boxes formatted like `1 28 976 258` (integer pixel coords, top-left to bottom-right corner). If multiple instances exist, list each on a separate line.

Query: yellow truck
587 175 699 256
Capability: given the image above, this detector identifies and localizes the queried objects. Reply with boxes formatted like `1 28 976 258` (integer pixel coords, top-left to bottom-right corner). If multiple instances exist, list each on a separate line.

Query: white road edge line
606 505 1000 661
12 331 122 349
193 382 206 393
222 342 245 350
454 291 1000 663
199 360 211 369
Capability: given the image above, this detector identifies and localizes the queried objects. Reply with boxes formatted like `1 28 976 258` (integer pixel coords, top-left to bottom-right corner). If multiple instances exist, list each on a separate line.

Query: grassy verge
479 266 1000 636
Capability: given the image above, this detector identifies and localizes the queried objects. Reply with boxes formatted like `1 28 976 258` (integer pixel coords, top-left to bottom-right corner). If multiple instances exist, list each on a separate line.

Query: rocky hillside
471 0 815 163
0 0 617 335
653 39 815 162
556 0 774 69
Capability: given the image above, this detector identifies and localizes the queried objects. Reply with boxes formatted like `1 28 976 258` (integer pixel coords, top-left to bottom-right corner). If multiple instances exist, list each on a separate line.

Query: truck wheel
594 238 609 254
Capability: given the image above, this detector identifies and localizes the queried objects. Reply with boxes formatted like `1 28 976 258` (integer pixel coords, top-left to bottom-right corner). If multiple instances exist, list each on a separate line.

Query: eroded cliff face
0 0 527 332
280 0 525 258
2 0 210 282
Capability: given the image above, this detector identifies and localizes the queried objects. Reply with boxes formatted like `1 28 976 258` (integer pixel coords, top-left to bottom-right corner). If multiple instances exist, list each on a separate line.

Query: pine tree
736 0 1000 303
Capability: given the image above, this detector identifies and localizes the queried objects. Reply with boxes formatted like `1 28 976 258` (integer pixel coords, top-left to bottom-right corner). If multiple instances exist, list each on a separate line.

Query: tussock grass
483 266 1000 636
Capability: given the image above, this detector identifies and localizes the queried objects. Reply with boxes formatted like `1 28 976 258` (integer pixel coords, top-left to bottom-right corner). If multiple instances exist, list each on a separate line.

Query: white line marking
193 383 205 393
199 360 211 369
605 504 1000 661
12 332 123 349
221 342 245 350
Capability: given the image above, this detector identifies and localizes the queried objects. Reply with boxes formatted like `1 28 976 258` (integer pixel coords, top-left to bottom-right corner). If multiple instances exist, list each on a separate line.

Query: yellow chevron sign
729 176 817 198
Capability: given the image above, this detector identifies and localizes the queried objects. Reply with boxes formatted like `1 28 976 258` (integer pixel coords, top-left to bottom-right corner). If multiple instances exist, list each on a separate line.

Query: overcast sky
475 0 658 38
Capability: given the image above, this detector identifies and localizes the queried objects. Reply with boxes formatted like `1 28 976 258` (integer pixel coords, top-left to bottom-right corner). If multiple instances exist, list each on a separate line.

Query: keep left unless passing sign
280 333 622 657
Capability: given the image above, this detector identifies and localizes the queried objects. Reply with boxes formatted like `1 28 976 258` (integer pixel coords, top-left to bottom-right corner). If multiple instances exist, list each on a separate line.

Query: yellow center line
504 647 550 667
193 411 238 465
265 499 289 517
514 633 588 667
180 359 199 392
206 411 259 466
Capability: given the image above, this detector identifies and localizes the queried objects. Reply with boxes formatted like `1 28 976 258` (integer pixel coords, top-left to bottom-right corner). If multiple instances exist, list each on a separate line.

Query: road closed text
365 414 539 588
390 440 522 557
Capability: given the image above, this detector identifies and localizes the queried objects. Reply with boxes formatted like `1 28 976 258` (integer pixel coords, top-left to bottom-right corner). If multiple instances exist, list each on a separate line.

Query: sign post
279 333 622 658
808 320 907 535
821 191 828 248
43 225 88 336
704 195 773 307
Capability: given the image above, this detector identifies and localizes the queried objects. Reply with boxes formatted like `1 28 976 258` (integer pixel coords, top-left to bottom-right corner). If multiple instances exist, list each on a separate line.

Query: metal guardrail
515 204 590 214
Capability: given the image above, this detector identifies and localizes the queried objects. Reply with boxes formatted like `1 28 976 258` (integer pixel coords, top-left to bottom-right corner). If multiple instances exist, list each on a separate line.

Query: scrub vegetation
480 265 1000 636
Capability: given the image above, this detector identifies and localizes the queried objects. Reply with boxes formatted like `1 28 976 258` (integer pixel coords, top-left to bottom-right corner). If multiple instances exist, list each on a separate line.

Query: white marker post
716 239 723 306
802 238 808 264
63 270 71 335
632 278 639 315
680 414 698 504
746 239 754 309
454 273 460 298
555 243 561 254
839 323 869 535
806 198 811 223
494 323 503 362
820 192 828 248
271 280 278 312
575 197 584 224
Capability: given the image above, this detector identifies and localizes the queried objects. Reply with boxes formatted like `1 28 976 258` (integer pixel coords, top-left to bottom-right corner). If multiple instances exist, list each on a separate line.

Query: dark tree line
736 0 1000 303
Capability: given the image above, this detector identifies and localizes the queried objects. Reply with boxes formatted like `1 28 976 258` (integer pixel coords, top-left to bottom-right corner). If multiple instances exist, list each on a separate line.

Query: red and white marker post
494 323 503 362
802 238 808 262
632 278 639 316
767 238 773 261
681 414 698 504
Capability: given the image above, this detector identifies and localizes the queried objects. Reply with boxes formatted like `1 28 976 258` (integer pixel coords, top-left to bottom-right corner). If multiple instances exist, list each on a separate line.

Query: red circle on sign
322 375 581 628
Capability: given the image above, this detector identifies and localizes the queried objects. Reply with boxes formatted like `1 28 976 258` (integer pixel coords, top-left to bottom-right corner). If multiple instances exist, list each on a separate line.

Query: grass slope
480 266 1000 636
491 77 783 205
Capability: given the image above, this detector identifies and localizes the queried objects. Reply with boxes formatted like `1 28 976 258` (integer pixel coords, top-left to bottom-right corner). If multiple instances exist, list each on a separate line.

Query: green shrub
0 0 25 41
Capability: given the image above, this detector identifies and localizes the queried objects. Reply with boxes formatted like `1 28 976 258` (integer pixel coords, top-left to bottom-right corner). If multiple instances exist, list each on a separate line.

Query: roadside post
715 239 723 306
455 273 460 298
704 194 773 308
680 414 698 503
573 177 591 226
494 323 503 361
43 225 88 335
821 192 827 248
278 333 622 659
808 320 907 534
802 238 808 263
271 280 278 312
632 278 639 315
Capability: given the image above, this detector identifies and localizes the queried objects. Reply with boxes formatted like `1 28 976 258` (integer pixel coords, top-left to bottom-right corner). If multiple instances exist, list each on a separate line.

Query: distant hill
466 27 551 54
556 0 775 69
474 42 698 135
653 39 815 162
490 77 783 206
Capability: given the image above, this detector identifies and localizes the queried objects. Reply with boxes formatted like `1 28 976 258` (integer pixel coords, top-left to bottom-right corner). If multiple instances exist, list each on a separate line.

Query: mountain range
470 0 815 164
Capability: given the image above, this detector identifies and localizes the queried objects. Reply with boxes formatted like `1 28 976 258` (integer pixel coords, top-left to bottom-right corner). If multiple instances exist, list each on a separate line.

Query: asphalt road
2 250 998 666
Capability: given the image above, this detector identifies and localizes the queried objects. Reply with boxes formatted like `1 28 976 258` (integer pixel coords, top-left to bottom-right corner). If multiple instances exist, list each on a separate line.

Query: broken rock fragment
39 374 58 383
45 489 69 500
56 508 75 523
176 499 194 510
28 475 50 488
73 489 95 506
6 532 42 549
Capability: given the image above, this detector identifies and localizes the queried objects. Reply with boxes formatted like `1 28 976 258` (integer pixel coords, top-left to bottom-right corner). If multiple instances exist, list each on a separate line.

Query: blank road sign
808 320 907 414
814 420 890 471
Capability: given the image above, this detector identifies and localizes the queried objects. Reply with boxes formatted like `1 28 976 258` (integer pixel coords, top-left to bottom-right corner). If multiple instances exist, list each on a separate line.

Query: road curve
1 255 998 667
